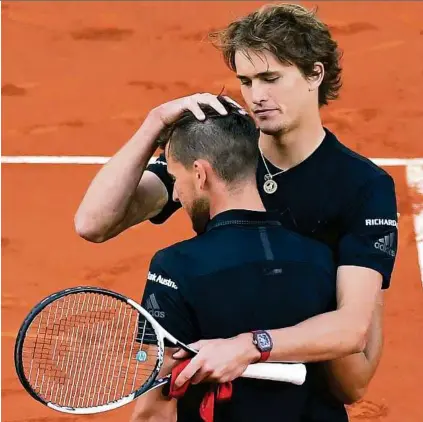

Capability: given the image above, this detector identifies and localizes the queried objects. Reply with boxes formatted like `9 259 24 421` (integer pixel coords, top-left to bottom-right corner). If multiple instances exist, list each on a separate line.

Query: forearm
325 293 384 403
324 337 382 404
325 353 371 404
75 114 163 238
263 310 367 363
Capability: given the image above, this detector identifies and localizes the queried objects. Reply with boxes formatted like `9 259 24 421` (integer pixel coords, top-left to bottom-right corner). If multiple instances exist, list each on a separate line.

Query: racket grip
241 362 306 385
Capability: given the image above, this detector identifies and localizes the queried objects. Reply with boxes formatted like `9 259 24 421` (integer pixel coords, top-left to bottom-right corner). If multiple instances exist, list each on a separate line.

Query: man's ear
308 62 324 92
193 160 211 190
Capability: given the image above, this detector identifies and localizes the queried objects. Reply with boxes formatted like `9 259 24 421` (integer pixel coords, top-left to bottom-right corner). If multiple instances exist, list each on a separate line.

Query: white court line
1 155 422 283
1 155 423 166
1 156 112 165
406 165 423 284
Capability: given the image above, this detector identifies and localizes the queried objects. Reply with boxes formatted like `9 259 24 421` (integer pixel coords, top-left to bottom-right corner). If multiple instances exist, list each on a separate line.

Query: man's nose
251 82 268 105
172 188 179 202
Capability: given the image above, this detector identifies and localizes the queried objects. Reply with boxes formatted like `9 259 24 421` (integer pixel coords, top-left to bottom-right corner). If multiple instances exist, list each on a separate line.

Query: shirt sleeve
145 152 182 224
139 250 198 347
338 174 398 289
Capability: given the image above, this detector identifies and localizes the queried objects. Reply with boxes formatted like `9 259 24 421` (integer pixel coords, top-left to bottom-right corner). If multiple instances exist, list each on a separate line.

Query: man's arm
173 175 397 389
272 173 396 363
172 174 397 388
172 266 382 387
74 116 168 243
324 290 383 404
129 349 178 422
74 93 230 242
321 173 398 403
257 266 382 362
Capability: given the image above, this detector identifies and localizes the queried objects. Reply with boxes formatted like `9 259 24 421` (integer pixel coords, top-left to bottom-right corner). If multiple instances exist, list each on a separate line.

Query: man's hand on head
150 93 228 127
148 93 248 128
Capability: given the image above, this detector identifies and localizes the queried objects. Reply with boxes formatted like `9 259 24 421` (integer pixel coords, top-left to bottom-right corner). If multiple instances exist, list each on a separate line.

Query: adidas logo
374 233 396 257
145 293 165 319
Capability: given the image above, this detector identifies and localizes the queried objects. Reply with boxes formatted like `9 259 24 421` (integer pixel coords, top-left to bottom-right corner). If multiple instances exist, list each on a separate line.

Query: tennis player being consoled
129 100 340 422
74 4 398 421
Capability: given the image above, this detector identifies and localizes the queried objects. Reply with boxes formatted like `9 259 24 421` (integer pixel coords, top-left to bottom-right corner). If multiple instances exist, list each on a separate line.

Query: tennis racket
14 286 307 415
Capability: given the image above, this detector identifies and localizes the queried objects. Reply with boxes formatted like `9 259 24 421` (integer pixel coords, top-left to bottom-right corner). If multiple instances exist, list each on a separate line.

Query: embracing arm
260 266 382 362
75 93 230 243
171 175 397 388
321 174 397 403
259 175 396 363
325 289 384 404
74 114 169 243
172 266 382 387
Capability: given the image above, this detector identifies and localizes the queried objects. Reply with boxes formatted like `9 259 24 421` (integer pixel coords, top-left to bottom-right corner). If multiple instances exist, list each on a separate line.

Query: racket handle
241 362 306 385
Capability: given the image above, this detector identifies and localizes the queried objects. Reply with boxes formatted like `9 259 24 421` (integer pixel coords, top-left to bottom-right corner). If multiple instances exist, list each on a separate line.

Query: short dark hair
210 3 343 107
158 97 259 185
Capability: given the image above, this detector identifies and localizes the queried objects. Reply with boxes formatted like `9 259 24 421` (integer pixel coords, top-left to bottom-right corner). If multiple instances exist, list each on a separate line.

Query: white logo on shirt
147 271 178 290
365 219 397 227
374 233 396 257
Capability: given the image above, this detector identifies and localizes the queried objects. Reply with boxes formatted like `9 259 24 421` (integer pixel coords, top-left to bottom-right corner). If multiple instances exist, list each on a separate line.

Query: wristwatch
251 330 273 362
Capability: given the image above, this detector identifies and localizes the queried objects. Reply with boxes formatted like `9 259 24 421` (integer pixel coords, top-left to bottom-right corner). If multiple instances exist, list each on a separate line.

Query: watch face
256 332 272 351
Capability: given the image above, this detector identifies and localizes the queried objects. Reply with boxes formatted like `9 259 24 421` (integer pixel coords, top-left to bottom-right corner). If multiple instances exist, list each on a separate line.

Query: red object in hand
167 359 233 422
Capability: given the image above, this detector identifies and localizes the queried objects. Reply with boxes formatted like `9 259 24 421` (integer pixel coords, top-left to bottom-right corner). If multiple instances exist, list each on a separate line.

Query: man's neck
259 118 326 171
209 182 266 220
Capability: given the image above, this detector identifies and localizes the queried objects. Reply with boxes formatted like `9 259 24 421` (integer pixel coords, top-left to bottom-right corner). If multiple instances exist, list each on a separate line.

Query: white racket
14 286 306 414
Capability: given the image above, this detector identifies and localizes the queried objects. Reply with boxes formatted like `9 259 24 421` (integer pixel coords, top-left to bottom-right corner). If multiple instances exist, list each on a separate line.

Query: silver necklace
259 149 285 194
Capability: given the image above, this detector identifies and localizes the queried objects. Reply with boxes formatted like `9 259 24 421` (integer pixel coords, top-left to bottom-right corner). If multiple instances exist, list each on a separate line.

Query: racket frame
14 286 194 414
15 286 307 415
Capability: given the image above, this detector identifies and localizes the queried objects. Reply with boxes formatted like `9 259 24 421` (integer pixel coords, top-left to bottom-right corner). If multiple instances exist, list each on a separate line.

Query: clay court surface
2 1 423 421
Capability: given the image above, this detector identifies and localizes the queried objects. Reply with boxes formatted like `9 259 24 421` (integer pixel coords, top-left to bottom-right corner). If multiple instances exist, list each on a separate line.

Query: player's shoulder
326 128 395 188
280 226 331 254
146 239 195 292
149 235 205 272
274 227 335 273
150 227 246 280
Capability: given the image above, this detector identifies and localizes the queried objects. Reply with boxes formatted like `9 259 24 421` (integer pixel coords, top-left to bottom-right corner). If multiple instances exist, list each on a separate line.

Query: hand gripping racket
14 286 307 414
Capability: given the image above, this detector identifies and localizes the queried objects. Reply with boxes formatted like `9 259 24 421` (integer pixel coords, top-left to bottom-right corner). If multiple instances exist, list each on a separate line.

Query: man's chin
258 121 284 135
259 122 291 136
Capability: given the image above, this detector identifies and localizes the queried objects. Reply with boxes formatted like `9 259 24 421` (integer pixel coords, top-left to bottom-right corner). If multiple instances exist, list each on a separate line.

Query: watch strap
251 330 272 362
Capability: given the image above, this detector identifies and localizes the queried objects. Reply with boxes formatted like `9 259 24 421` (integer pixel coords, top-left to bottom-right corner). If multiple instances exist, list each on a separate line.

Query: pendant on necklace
263 178 278 194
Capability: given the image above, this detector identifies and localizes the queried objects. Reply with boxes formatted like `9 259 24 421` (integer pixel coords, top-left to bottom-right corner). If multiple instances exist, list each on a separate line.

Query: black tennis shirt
147 127 398 289
141 209 336 422
141 127 398 421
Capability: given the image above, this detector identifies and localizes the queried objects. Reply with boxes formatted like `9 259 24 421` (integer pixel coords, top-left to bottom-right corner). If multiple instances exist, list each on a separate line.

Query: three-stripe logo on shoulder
374 232 396 257
145 294 165 319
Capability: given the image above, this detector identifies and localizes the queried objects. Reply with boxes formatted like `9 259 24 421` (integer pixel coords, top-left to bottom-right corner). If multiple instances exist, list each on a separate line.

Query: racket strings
21 292 159 409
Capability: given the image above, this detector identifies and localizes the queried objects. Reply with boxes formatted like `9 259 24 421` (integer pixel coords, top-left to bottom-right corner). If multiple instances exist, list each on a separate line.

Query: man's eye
264 77 279 83
240 80 252 86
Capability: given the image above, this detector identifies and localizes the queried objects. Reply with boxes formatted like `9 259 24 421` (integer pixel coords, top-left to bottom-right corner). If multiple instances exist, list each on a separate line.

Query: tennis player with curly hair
75 4 398 421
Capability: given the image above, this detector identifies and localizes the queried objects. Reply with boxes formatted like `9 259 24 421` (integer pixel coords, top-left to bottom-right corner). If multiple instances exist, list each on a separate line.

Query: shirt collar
205 209 281 232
